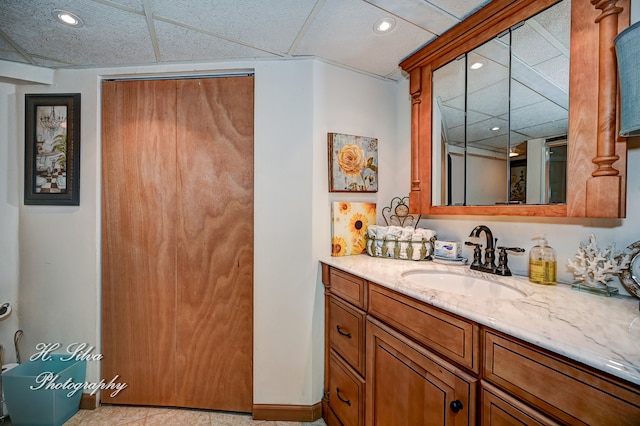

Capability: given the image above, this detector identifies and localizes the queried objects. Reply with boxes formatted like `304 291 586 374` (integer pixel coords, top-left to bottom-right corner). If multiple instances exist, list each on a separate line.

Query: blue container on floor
2 354 86 426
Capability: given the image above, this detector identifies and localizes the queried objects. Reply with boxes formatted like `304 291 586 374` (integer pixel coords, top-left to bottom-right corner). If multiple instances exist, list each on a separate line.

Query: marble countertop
321 255 640 386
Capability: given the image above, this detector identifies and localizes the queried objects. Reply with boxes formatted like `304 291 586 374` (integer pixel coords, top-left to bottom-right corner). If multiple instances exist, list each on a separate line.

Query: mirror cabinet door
431 0 570 207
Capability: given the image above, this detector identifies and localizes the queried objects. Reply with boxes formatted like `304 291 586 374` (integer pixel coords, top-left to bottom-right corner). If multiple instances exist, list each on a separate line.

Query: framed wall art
24 93 81 205
331 201 377 256
328 132 378 192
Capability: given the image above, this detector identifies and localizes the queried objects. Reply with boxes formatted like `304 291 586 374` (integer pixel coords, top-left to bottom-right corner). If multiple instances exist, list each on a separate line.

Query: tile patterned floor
4 405 327 426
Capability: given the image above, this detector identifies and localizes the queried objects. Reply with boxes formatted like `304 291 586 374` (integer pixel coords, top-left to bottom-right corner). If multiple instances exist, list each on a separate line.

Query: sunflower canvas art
328 133 378 192
331 202 377 256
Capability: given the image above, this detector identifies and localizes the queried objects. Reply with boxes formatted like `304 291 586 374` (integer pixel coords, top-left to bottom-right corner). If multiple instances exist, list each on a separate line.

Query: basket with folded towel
366 225 436 261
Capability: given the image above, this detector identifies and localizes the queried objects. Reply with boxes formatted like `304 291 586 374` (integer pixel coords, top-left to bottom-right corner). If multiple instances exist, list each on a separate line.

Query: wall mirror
431 0 570 207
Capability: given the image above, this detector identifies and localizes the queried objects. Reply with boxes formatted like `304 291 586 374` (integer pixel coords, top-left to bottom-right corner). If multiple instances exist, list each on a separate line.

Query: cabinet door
366 317 476 426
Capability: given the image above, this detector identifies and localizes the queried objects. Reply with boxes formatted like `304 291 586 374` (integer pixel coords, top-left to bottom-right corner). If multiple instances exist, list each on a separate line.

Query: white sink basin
401 270 526 300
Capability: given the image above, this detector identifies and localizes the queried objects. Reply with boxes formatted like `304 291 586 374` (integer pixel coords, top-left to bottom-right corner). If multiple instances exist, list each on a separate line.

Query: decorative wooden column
408 67 426 213
586 0 626 217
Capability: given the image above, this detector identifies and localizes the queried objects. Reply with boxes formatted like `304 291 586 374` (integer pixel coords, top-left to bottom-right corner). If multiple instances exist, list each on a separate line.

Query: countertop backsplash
413 217 640 297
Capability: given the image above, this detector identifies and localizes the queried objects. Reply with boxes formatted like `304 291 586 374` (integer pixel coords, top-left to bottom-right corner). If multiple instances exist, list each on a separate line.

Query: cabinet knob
450 400 464 413
336 387 351 406
336 325 352 338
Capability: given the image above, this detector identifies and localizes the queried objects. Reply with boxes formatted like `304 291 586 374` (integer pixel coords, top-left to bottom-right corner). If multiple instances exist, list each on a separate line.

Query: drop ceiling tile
0 0 155 67
294 0 433 78
512 23 564 67
148 0 317 55
93 0 144 12
532 55 570 93
511 100 567 131
0 51 30 65
365 0 459 35
426 0 491 20
153 20 278 62
532 0 571 52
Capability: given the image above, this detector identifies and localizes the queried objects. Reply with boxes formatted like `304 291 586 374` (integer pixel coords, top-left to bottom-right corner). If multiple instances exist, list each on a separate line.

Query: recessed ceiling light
52 9 84 27
374 17 396 34
470 60 486 70
490 126 500 131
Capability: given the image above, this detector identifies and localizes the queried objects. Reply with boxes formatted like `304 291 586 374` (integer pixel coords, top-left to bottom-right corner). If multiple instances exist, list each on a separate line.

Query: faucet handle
497 246 525 253
465 241 483 270
495 247 525 276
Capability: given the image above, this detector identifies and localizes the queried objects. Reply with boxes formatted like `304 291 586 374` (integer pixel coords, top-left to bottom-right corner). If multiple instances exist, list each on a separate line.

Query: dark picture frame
25 93 80 205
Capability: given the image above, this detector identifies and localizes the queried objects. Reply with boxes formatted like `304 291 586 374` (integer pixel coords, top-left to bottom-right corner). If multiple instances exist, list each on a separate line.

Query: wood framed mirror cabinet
400 0 630 218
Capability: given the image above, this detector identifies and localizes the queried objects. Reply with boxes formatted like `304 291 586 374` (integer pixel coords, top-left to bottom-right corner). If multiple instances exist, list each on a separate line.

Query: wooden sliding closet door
102 79 178 406
101 76 254 412
174 78 254 411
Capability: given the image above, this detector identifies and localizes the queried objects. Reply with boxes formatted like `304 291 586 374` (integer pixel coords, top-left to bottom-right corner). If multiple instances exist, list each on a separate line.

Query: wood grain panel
483 329 640 425
174 77 254 411
329 297 366 376
368 283 479 372
366 318 476 426
101 79 178 406
329 351 365 426
329 268 367 309
480 381 561 426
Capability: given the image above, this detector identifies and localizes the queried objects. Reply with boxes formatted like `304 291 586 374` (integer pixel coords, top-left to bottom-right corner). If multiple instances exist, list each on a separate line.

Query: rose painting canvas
331 202 377 257
328 132 378 192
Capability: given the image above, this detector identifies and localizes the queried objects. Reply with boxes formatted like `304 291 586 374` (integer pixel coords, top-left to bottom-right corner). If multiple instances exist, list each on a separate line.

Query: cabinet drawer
481 381 560 426
329 350 365 426
329 296 365 375
329 268 367 309
483 329 640 425
368 282 480 372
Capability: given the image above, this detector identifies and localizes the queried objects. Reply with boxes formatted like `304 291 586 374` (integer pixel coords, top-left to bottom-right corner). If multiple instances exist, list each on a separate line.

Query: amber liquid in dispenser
529 235 557 285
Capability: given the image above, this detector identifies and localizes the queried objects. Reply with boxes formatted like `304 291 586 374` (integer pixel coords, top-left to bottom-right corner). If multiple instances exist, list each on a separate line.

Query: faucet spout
469 225 496 272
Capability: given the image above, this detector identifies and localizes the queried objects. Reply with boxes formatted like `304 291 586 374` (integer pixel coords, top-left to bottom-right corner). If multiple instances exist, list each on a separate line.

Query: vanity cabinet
322 263 640 425
323 265 478 425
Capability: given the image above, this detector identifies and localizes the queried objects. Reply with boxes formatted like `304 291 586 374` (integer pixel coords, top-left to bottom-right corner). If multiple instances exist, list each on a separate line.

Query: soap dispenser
529 235 556 285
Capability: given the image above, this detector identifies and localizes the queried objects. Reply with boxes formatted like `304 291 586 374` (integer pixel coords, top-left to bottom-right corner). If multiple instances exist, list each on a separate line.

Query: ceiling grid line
0 28 36 65
141 0 162 63
287 0 326 57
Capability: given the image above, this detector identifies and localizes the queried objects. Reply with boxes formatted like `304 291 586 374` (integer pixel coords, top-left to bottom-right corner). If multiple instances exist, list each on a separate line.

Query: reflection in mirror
432 0 570 206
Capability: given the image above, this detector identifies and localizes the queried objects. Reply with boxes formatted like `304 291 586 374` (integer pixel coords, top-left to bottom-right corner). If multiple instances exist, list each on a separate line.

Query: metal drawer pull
336 387 351 406
336 325 352 338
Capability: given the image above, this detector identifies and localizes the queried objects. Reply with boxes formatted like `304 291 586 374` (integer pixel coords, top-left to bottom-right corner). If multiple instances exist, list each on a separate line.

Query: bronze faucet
467 225 524 276
468 225 496 273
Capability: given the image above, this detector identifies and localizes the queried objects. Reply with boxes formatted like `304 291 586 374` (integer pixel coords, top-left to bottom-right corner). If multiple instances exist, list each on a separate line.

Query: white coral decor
567 234 630 289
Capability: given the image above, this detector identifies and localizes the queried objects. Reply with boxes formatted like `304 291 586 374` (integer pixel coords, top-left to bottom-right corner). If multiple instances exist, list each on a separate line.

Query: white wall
0 82 20 363
311 61 400 402
8 58 398 406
